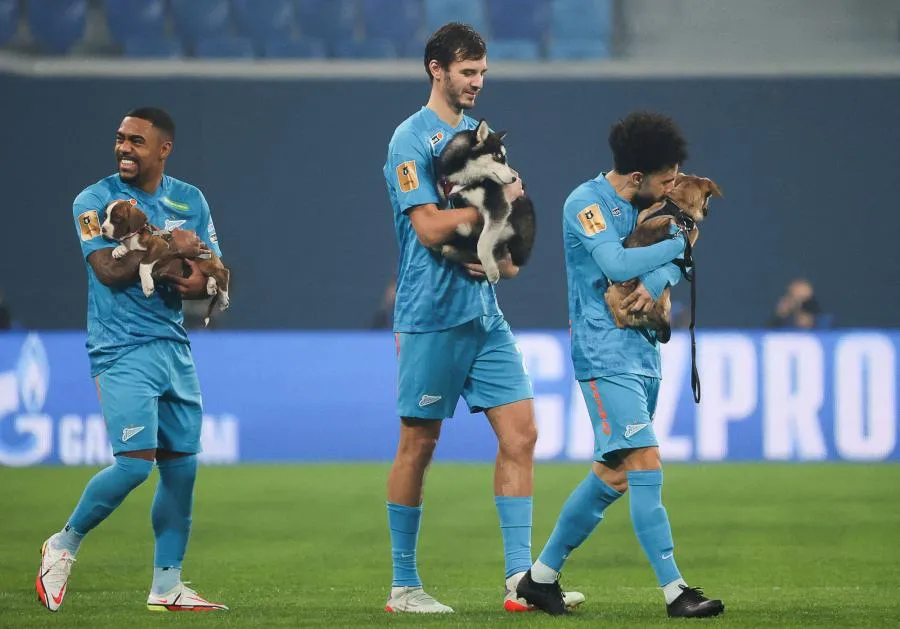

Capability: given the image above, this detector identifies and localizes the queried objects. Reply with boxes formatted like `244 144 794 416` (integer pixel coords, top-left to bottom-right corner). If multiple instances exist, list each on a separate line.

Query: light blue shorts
96 339 203 455
396 315 533 419
578 374 660 464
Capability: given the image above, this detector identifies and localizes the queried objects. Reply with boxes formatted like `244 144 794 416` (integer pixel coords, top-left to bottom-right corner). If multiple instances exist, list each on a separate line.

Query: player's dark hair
424 22 486 82
608 111 688 174
125 107 176 141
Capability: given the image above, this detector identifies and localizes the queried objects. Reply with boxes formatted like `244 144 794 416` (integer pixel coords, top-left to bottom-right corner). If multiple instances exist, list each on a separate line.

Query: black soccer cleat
666 585 725 618
514 569 570 616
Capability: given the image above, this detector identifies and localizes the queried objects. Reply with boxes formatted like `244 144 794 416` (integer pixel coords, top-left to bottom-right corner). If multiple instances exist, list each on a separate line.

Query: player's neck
133 171 164 195
426 91 464 128
605 171 636 202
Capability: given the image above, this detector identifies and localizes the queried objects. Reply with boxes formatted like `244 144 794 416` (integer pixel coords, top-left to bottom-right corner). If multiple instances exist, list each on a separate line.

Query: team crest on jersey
577 203 606 236
164 218 187 231
396 161 419 192
429 131 444 146
78 210 101 240
611 207 621 216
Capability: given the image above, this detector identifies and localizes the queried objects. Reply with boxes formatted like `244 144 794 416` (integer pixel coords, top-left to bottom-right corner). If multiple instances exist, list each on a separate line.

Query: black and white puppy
435 119 536 282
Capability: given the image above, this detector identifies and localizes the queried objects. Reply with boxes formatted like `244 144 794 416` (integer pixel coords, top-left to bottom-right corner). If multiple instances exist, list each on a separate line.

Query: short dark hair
608 111 688 174
424 22 486 82
125 107 176 140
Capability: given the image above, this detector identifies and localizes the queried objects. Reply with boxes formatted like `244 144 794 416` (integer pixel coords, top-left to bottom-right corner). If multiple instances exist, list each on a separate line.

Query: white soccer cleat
385 586 454 613
147 582 228 612
503 571 586 612
36 535 76 612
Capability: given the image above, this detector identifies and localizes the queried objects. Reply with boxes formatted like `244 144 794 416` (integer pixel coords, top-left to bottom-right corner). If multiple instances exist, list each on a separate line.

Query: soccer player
381 23 584 614
516 111 725 618
36 108 228 613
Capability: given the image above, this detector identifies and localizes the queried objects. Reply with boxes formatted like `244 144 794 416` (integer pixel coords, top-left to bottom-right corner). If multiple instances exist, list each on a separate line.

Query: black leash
647 200 701 404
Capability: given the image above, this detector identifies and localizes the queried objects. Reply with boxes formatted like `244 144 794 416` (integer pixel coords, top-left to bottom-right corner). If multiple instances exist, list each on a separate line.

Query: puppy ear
475 119 490 145
701 177 723 198
127 205 148 234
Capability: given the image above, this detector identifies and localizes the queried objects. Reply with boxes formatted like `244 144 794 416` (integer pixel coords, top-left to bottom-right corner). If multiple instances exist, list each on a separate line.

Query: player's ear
474 119 490 146
160 139 173 161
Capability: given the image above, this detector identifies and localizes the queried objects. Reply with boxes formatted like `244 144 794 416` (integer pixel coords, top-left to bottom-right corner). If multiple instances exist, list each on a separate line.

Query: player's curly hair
608 111 688 174
125 107 176 140
424 22 486 82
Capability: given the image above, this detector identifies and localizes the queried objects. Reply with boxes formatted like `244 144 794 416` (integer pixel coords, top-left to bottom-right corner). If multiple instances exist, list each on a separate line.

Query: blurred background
0 0 897 463
1 2 898 625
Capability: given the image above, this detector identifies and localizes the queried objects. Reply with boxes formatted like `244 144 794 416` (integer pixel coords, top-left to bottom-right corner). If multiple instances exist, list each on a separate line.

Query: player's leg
147 341 226 612
385 326 474 613
36 346 160 612
621 375 723 618
515 379 629 615
463 315 583 612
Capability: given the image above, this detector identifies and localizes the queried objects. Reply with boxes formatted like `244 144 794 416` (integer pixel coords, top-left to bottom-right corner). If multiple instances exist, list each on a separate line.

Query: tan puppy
605 173 722 342
101 199 231 325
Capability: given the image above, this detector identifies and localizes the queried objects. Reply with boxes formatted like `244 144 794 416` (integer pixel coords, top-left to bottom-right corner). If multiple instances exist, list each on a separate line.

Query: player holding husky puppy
381 23 583 614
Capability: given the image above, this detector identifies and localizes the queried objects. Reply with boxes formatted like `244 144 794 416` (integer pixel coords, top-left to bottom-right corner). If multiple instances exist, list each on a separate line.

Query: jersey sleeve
388 130 440 215
564 194 686 283
196 189 223 258
639 262 683 301
73 188 113 260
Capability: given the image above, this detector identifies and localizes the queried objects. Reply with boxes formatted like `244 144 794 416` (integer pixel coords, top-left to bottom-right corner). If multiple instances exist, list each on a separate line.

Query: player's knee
400 434 439 464
114 455 154 489
499 422 538 459
593 462 629 493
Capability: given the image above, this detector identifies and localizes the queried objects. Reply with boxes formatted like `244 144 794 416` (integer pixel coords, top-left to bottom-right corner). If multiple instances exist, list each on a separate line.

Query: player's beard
445 79 476 112
632 189 661 210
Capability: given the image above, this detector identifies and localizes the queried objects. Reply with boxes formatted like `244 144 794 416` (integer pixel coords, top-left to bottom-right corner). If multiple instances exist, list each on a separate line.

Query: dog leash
647 200 702 404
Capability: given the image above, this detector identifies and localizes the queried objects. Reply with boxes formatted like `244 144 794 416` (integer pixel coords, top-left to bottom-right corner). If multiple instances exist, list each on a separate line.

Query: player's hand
504 170 525 202
463 262 487 279
622 283 656 314
169 229 210 259
159 259 208 299
464 252 519 280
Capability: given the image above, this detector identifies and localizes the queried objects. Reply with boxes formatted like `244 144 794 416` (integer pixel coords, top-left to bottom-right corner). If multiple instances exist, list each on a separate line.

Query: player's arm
639 262 683 301
159 191 219 299
565 198 685 283
407 203 480 248
73 190 140 287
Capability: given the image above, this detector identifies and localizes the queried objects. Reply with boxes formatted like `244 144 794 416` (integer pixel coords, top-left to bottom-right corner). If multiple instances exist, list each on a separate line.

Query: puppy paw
112 245 128 259
456 223 473 237
142 282 155 298
218 291 230 310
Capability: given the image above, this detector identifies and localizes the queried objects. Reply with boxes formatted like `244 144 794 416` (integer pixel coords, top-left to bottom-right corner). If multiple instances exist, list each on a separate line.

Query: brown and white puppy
101 199 231 325
605 173 722 342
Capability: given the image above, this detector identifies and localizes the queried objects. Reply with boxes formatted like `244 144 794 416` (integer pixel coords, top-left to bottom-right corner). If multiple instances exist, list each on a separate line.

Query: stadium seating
293 0 357 42
170 0 232 44
424 0 487 37
0 0 18 47
486 0 546 41
487 39 541 60
262 38 327 59
549 0 612 41
194 36 255 59
123 37 184 59
15 0 615 60
105 0 166 45
28 0 87 54
233 0 294 44
547 39 609 60
361 0 421 44
332 38 399 59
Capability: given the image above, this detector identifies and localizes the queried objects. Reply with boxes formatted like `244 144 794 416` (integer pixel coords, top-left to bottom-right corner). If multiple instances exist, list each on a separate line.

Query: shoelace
678 585 708 601
44 553 76 588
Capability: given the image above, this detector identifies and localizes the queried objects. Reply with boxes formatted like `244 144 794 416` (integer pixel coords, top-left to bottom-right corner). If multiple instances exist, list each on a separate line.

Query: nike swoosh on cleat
52 584 66 605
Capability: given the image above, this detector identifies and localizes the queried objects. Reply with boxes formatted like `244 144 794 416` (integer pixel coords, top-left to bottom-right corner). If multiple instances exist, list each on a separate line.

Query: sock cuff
156 454 198 470
587 471 625 500
494 495 533 527
626 469 663 486
387 502 423 534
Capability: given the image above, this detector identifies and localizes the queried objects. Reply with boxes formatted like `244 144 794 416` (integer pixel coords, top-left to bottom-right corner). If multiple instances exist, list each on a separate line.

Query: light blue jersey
384 107 501 333
73 174 222 376
563 174 685 380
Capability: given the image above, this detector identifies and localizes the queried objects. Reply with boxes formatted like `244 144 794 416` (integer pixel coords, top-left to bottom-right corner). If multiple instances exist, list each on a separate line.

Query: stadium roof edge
2 52 900 80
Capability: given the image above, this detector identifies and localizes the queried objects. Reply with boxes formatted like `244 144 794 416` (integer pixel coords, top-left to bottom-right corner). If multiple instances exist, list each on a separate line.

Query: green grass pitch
1 463 898 628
